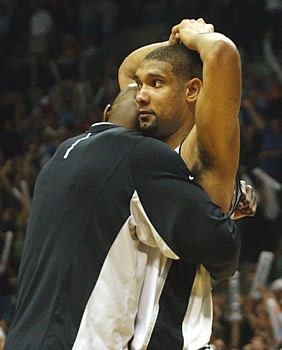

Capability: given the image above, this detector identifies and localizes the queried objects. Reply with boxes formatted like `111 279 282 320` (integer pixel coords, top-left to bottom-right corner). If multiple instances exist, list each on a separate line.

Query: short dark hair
144 45 202 84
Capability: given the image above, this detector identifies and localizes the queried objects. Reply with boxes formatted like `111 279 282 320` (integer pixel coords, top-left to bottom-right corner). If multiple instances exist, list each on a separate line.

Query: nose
136 86 150 105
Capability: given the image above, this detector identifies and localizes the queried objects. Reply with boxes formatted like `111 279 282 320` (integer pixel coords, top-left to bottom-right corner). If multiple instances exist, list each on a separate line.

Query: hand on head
169 18 214 50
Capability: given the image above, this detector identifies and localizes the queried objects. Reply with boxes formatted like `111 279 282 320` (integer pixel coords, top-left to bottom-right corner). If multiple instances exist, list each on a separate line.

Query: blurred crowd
0 0 281 349
209 259 282 349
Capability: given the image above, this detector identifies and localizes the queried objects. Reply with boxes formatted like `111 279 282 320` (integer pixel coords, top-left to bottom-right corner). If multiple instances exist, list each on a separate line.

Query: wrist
181 31 236 56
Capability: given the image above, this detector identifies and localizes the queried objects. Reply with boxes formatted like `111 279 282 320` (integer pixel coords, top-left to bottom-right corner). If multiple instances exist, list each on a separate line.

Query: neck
164 118 195 150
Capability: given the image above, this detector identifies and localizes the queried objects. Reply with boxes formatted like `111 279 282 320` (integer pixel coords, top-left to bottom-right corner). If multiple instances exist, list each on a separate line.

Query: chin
141 128 159 137
138 116 159 136
138 123 159 137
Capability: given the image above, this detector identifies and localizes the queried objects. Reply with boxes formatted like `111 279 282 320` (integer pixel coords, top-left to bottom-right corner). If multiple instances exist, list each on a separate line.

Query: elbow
118 59 127 88
208 250 240 282
118 57 137 89
209 246 240 281
118 57 127 77
206 220 241 281
207 40 241 69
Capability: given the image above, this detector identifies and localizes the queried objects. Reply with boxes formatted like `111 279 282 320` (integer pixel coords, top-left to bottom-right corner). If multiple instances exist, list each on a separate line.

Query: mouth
138 110 155 122
138 109 154 115
137 110 158 134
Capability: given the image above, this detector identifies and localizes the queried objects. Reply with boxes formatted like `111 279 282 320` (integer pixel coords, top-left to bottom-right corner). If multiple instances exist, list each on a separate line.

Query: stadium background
0 0 281 348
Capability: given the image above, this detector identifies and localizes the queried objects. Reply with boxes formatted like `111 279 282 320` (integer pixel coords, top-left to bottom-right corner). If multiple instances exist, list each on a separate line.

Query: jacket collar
88 122 119 134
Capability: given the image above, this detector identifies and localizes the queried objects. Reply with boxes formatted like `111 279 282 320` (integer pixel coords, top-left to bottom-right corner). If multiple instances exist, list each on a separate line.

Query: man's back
5 124 150 349
4 123 240 350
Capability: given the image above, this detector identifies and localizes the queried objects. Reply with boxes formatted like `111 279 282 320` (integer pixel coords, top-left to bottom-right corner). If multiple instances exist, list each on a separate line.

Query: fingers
168 33 175 45
231 210 243 220
169 32 180 45
241 182 257 216
239 180 247 199
171 23 180 36
170 24 180 45
207 23 214 32
171 18 214 35
233 181 257 219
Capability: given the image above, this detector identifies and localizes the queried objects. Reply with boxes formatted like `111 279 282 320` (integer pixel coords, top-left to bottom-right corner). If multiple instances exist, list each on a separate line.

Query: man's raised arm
118 42 168 89
175 19 242 213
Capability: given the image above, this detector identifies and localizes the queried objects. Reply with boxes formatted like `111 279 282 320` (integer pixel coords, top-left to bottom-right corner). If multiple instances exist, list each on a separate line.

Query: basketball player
118 18 255 349
119 18 243 215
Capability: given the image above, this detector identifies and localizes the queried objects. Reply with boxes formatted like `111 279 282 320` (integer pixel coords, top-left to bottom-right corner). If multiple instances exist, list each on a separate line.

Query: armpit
191 145 213 183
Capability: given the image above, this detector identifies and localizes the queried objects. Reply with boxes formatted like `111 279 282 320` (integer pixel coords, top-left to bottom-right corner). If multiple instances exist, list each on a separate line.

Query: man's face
134 59 188 140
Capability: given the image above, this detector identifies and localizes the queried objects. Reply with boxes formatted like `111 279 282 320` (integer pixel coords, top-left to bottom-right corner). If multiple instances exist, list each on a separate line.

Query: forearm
118 41 168 89
205 248 240 281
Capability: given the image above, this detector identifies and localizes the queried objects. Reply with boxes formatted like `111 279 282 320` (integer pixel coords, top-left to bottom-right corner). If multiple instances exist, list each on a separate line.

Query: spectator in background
27 1 55 88
28 1 54 57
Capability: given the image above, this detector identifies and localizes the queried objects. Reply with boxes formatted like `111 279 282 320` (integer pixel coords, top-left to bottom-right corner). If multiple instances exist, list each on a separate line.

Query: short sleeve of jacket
129 137 240 280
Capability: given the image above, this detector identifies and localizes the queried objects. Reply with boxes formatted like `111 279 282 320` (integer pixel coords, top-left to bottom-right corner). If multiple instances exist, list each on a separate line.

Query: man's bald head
103 84 139 129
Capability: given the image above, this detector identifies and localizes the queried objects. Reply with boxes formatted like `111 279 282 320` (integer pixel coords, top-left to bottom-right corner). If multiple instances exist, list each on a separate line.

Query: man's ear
186 78 202 103
103 104 112 122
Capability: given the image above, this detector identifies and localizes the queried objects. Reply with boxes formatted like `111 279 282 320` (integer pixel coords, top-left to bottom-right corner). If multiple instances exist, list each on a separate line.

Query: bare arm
174 19 242 213
118 41 169 89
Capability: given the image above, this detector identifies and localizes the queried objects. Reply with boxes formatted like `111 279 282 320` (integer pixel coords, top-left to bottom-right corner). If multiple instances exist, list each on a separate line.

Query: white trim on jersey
182 265 213 350
63 133 91 159
72 191 179 350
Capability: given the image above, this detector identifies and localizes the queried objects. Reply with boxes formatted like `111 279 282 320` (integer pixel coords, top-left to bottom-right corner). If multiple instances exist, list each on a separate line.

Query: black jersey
4 123 240 350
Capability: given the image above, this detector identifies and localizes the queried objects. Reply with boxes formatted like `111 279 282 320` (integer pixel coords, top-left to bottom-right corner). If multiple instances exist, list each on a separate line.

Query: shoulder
131 136 179 159
130 136 191 176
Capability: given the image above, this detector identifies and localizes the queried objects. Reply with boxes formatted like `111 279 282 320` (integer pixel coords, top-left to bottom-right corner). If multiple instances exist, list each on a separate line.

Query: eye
153 80 163 87
135 81 142 88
